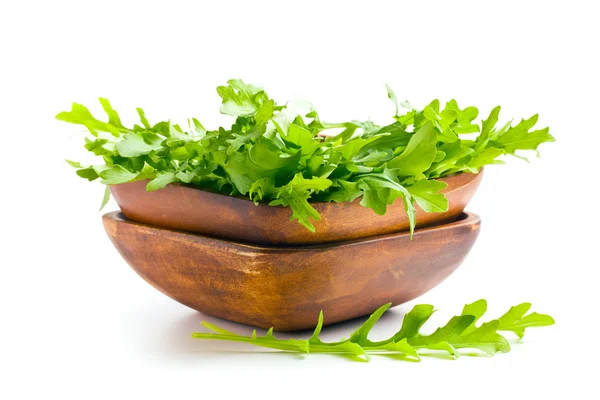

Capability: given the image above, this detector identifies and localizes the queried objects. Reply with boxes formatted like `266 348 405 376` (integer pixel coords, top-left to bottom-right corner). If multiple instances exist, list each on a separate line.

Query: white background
1 0 598 398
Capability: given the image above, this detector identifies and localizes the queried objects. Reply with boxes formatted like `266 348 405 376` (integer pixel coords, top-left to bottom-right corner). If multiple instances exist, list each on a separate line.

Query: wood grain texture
102 211 481 331
110 170 483 245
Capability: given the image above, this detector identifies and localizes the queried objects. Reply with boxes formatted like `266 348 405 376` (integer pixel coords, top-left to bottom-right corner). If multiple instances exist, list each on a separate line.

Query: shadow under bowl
103 211 481 331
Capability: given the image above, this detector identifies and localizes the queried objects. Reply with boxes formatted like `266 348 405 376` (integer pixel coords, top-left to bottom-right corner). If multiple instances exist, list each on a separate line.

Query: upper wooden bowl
109 170 482 245
103 211 481 331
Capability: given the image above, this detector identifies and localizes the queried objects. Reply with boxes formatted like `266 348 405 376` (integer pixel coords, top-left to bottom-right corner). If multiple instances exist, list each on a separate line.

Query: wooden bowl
102 211 481 331
109 170 482 245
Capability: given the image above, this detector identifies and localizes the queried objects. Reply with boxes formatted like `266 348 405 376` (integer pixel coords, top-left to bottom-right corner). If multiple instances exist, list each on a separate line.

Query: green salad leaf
59 80 554 232
192 300 554 362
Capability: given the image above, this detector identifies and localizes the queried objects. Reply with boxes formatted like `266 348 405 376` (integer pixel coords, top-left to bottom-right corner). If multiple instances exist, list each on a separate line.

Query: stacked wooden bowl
103 171 483 330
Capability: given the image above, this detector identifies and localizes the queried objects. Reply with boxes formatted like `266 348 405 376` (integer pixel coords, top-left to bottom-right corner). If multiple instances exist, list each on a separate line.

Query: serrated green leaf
99 162 155 185
116 133 163 157
498 303 555 338
217 79 268 117
349 303 392 345
99 98 124 129
406 179 448 213
461 299 488 334
249 138 301 169
147 172 177 191
388 122 437 176
57 100 129 137
270 173 332 232
192 300 553 362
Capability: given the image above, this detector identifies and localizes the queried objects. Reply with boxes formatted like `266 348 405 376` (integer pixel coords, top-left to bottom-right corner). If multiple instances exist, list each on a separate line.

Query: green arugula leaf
116 133 163 157
99 163 156 185
497 303 556 339
406 179 448 213
249 138 301 169
147 172 177 191
99 186 111 211
353 171 416 235
270 174 332 232
217 79 268 117
136 107 151 129
387 122 437 176
386 84 400 117
56 100 129 137
99 98 125 129
491 115 555 153
72 167 100 181
192 300 554 362
460 299 488 334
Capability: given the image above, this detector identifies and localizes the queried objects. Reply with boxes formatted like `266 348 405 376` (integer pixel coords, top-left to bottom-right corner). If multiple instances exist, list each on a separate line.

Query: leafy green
99 186 111 211
60 80 554 232
192 300 554 362
387 122 437 176
269 173 332 231
497 302 556 339
406 179 449 213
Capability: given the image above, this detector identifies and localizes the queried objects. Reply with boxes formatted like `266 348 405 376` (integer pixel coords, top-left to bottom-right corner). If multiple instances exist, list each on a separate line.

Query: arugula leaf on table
192 300 554 362
497 302 556 338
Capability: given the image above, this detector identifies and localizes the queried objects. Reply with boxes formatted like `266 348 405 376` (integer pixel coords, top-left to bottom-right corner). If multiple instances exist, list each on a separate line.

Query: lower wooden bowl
103 211 481 331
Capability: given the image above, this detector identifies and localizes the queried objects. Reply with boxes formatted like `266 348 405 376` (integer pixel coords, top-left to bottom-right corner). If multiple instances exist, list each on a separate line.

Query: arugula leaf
406 179 449 213
249 138 301 169
61 80 553 232
491 115 555 153
460 299 488 334
99 98 125 130
57 102 128 137
354 171 416 235
99 163 156 185
116 133 163 157
75 168 100 181
270 174 332 232
197 322 309 353
147 172 177 191
99 186 111 211
386 84 400 117
217 79 269 117
192 300 554 362
497 302 556 338
136 108 151 129
387 122 437 176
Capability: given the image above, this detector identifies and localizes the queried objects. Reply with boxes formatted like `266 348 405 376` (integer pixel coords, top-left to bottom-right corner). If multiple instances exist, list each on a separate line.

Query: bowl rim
103 211 480 252
110 170 482 209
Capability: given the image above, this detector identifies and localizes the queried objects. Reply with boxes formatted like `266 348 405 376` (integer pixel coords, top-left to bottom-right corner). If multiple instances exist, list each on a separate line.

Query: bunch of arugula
192 300 554 362
59 80 554 233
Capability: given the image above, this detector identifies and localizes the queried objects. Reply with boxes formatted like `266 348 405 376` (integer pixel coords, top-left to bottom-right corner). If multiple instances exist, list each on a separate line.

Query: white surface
1 1 598 398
